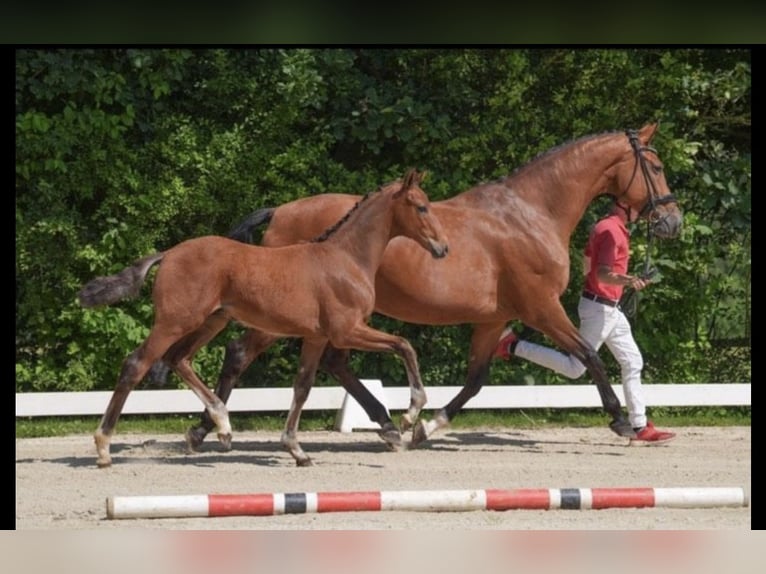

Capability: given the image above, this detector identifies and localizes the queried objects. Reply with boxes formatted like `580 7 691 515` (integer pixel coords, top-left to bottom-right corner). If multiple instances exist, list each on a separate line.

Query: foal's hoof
185 427 206 452
296 457 314 467
411 417 443 448
217 432 233 451
378 423 403 449
410 420 430 448
96 458 112 468
609 418 637 438
399 414 414 432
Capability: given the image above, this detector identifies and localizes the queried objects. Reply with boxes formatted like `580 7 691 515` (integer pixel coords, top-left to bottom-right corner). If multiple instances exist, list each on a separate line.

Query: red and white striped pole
106 486 748 519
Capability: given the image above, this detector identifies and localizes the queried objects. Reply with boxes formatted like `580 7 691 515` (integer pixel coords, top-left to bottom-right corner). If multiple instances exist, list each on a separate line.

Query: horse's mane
504 129 621 181
311 183 390 243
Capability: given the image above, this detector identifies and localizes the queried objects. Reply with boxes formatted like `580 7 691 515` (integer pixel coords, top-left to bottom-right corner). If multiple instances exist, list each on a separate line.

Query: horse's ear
402 168 414 189
639 122 659 144
399 168 419 193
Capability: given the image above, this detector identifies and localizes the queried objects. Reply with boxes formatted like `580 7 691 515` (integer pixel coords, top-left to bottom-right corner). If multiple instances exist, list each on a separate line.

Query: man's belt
582 291 620 307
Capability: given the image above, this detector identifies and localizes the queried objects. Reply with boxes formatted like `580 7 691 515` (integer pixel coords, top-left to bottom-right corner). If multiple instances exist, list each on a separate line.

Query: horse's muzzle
652 213 683 239
429 240 449 259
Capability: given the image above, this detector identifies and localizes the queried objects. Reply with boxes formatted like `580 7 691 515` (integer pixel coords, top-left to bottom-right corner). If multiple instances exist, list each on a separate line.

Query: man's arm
596 265 650 291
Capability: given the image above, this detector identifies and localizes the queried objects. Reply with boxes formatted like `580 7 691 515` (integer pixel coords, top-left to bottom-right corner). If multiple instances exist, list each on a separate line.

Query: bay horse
78 169 449 467
185 122 682 450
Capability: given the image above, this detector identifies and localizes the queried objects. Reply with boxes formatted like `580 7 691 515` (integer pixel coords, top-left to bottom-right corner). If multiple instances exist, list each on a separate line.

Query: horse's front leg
524 305 636 439
392 337 428 434
282 338 327 467
579 347 635 438
542 314 634 438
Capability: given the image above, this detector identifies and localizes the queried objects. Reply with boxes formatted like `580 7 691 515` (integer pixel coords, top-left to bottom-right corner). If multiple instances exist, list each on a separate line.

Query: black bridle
622 129 678 219
618 129 679 283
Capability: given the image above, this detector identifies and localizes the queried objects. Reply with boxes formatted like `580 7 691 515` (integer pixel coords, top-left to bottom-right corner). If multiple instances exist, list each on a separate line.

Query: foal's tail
78 252 164 308
227 207 275 244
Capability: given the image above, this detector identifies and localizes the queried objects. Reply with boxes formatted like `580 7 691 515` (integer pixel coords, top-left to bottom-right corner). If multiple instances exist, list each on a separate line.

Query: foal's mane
311 182 393 243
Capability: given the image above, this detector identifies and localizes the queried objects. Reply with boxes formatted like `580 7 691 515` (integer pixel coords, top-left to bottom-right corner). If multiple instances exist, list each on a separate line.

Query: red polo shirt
583 213 630 301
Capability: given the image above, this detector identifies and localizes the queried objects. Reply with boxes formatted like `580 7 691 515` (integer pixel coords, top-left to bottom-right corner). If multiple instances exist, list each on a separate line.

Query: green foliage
16 48 750 396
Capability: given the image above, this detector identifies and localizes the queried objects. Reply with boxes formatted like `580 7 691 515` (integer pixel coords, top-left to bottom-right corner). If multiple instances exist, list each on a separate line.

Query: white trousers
514 296 647 428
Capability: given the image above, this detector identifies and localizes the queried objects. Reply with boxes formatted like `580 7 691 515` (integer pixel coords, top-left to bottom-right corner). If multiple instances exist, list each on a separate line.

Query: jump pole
106 486 748 519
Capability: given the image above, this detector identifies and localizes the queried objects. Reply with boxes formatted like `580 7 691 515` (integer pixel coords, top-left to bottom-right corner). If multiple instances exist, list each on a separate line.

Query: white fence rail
16 382 750 417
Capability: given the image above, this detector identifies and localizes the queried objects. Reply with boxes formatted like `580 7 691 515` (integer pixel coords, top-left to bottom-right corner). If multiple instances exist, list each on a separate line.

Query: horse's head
610 123 683 239
391 168 449 258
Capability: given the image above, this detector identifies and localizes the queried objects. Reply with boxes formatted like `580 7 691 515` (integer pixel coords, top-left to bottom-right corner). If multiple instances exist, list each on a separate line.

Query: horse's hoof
400 414 414 432
609 418 637 438
185 428 205 452
296 458 314 467
217 432 233 451
385 441 403 452
96 458 112 468
410 420 429 448
378 424 402 448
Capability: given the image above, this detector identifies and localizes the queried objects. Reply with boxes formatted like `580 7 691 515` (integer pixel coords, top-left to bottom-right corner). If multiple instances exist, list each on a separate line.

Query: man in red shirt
494 200 676 443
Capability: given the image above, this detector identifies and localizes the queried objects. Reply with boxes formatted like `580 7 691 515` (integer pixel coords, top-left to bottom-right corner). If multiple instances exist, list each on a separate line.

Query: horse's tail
78 252 165 308
227 207 276 244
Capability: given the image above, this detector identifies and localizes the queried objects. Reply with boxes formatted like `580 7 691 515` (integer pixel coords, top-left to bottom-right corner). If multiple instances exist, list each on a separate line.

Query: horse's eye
417 205 428 214
652 164 663 174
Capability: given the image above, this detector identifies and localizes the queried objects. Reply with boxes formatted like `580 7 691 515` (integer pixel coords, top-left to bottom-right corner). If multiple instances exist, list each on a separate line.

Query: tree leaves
16 48 751 392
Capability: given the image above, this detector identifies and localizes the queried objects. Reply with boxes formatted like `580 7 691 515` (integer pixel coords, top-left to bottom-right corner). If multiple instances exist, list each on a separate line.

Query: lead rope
642 216 655 278
624 217 657 320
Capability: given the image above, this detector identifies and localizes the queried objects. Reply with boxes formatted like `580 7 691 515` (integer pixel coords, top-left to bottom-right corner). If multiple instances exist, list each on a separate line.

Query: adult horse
186 122 682 449
78 169 448 467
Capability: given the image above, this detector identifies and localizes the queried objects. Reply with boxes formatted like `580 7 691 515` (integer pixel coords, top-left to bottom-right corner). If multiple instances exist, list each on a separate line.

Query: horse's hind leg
321 346 402 449
95 336 172 467
282 338 327 467
186 329 280 450
161 311 235 450
412 324 504 447
174 359 233 450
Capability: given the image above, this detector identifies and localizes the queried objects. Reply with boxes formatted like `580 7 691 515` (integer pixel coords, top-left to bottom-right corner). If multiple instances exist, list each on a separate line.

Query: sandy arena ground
15 425 750 530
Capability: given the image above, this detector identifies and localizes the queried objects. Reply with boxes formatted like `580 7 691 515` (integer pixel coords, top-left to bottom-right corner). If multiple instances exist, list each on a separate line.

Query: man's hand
619 267 659 317
629 276 650 291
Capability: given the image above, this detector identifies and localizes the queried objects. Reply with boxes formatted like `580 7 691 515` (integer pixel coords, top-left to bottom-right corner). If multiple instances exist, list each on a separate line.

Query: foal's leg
321 346 402 449
411 322 506 447
188 334 402 450
161 311 235 451
332 324 427 435
186 329 280 450
282 338 327 467
94 332 176 467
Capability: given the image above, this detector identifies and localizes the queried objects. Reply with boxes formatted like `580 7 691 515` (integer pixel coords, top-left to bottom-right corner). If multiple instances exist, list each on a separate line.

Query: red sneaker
493 327 518 360
630 421 676 445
